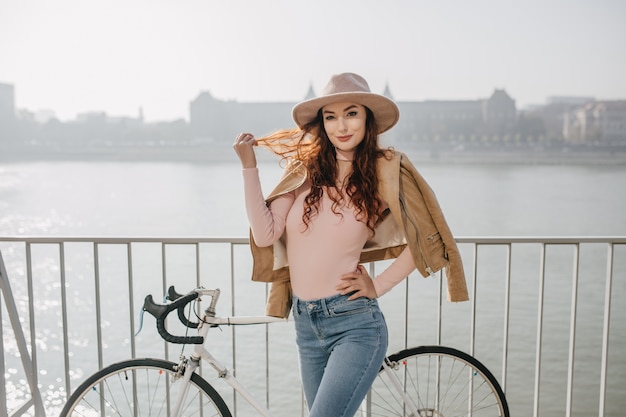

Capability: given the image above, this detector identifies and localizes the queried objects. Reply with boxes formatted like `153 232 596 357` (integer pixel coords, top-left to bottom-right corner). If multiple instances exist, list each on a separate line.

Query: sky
1 0 625 122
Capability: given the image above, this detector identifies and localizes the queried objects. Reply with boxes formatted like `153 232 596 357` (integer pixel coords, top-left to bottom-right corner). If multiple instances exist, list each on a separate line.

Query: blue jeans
292 293 388 417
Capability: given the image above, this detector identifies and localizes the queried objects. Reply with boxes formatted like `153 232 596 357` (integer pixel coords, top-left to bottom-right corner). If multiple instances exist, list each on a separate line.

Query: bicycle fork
170 356 200 417
378 358 421 417
173 319 276 417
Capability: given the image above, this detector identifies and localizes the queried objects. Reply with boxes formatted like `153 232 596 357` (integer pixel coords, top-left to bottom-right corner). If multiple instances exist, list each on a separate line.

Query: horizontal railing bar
456 236 626 244
0 236 251 244
2 236 626 245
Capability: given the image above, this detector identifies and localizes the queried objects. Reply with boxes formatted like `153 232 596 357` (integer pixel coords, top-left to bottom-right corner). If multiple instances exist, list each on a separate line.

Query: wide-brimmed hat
292 73 400 133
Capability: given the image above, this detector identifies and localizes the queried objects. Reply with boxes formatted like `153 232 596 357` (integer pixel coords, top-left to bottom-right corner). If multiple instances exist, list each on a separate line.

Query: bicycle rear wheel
60 358 232 417
364 345 509 417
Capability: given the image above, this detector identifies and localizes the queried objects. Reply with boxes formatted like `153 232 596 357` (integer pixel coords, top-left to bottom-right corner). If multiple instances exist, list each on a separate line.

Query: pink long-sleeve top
243 167 416 301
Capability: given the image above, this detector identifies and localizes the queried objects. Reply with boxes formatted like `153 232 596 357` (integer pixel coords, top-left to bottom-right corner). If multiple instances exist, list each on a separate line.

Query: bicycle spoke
365 347 509 417
61 359 232 417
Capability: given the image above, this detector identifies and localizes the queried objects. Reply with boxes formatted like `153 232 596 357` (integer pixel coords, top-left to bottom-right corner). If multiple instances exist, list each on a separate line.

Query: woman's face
321 102 367 156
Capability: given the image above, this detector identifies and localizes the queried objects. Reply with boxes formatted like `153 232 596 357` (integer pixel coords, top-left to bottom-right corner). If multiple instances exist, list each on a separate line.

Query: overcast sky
1 0 625 122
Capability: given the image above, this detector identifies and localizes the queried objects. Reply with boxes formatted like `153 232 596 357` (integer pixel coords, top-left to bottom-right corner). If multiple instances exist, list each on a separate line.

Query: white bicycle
61 286 510 417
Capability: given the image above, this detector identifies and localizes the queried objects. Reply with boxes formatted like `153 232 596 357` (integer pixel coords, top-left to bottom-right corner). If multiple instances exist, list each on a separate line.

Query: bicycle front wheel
60 358 232 417
365 345 509 417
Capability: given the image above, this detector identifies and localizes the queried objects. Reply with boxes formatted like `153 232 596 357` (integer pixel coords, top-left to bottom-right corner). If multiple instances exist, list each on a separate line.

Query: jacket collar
265 159 308 203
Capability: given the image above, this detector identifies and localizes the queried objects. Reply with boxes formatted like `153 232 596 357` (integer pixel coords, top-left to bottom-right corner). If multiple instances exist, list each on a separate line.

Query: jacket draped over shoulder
249 152 469 318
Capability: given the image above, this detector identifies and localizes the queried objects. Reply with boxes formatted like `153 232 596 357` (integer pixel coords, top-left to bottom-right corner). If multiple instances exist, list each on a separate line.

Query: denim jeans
292 293 388 417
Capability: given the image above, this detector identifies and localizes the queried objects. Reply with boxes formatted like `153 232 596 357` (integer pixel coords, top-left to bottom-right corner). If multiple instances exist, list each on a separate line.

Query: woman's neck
335 149 355 162
335 152 354 187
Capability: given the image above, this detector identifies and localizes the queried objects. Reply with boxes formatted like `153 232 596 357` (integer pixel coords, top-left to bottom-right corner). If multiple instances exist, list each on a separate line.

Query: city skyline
0 78 608 124
1 0 625 122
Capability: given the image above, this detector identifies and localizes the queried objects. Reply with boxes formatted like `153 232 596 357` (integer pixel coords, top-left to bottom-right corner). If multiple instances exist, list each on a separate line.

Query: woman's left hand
337 265 378 300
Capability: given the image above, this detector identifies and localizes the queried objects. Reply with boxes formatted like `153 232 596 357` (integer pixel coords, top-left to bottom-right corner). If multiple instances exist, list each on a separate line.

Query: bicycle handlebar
142 288 204 345
166 286 202 329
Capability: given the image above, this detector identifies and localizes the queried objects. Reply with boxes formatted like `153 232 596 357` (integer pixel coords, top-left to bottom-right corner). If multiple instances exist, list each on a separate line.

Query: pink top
243 167 416 301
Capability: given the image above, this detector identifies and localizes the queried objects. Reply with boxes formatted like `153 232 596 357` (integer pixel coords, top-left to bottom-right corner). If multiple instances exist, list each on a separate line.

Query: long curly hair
256 106 393 233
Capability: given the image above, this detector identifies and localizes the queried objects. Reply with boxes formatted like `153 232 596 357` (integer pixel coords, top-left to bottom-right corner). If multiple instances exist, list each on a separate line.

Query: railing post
0 250 45 417
565 244 580 417
533 243 547 417
59 242 71 398
502 243 512 393
599 243 614 417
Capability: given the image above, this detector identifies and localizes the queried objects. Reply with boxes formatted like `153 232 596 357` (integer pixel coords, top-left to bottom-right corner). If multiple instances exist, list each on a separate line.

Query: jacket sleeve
400 154 469 302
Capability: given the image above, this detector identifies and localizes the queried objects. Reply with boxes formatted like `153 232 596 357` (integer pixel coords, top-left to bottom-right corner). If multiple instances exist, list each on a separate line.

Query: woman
233 73 468 417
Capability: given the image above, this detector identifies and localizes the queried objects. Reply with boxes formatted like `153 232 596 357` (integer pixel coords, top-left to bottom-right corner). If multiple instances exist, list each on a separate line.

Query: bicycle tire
60 358 232 417
364 345 510 417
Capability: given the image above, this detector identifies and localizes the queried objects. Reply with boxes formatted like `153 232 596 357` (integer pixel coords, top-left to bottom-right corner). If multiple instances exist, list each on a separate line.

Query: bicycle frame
61 286 509 417
154 288 452 417
169 288 420 417
172 289 288 417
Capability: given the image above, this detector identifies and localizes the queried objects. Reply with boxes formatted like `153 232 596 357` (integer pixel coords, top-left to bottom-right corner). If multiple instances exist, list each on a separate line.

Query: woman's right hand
233 132 258 169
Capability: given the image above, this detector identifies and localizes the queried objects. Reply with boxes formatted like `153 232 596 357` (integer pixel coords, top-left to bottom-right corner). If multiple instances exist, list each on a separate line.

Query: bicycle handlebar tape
176 306 200 329
166 286 201 329
142 293 204 344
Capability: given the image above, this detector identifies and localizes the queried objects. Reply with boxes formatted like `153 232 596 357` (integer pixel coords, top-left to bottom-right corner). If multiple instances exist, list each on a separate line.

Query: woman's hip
292 292 387 344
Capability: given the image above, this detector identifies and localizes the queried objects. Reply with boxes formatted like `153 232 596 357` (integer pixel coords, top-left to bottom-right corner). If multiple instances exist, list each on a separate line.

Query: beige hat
292 73 400 133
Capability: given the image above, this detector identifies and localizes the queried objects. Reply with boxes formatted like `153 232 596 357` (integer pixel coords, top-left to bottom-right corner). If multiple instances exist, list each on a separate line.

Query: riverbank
2 144 626 165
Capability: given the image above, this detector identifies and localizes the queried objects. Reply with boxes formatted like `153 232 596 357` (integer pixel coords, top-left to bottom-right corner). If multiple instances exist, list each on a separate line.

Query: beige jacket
249 151 469 317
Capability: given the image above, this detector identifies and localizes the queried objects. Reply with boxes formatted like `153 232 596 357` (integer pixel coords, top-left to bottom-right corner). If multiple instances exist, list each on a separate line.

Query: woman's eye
347 111 358 117
324 115 336 121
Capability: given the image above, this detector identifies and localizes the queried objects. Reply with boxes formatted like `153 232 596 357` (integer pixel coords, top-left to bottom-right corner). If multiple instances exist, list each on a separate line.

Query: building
189 84 518 147
564 100 626 144
0 82 16 143
189 91 295 143
7 80 623 155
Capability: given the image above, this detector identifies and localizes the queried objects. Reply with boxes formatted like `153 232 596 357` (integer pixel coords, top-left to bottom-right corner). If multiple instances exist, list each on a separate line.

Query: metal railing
1 236 625 417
